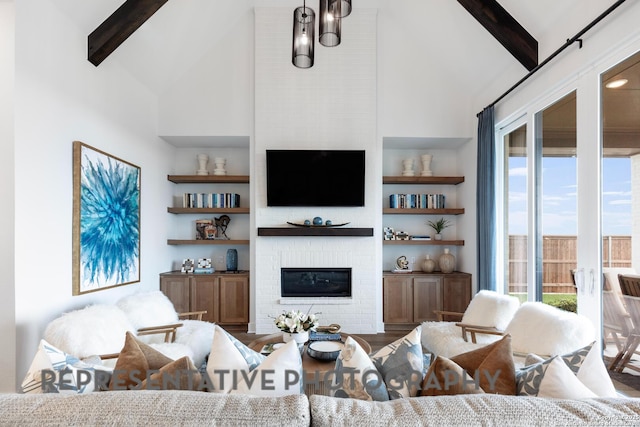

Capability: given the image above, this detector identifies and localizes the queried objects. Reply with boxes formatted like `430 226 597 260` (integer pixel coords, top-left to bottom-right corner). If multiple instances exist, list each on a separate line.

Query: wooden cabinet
383 271 471 329
160 271 249 329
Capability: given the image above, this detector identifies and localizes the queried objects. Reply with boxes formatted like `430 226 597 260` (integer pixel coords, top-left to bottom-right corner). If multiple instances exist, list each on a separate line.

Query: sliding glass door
499 91 578 308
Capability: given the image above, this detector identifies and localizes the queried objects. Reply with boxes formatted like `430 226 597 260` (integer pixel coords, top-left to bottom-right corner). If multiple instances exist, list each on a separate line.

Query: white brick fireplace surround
253 8 379 334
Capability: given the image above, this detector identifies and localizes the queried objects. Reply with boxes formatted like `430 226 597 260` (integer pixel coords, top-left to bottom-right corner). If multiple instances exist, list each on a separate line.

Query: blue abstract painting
73 142 140 295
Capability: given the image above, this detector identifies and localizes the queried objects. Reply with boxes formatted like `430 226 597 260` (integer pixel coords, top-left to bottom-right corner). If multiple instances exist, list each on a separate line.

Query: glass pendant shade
329 0 352 18
319 0 341 47
292 6 315 68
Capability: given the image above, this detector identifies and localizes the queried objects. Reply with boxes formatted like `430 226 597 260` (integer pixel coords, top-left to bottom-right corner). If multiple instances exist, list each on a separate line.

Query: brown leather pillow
420 355 485 396
109 331 174 390
140 356 202 391
451 335 516 395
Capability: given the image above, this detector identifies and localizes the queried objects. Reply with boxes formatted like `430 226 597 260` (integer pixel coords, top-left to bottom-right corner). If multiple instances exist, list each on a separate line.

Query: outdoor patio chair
609 274 640 372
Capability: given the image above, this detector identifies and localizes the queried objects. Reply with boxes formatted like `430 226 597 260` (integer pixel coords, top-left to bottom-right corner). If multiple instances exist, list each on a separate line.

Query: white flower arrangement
274 309 319 333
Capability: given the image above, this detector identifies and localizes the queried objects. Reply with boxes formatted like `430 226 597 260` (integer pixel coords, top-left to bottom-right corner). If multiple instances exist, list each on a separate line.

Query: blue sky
508 157 631 235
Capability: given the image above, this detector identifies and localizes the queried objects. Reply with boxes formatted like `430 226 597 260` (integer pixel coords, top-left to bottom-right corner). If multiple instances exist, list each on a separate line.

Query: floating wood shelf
168 207 250 214
257 227 374 237
168 175 250 184
383 239 465 246
382 208 464 215
382 176 464 185
167 239 250 245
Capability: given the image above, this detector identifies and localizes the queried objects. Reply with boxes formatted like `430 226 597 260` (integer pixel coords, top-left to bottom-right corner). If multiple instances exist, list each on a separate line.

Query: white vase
439 248 456 274
421 154 433 176
282 330 309 344
196 154 209 175
421 255 436 273
402 158 415 176
434 233 443 241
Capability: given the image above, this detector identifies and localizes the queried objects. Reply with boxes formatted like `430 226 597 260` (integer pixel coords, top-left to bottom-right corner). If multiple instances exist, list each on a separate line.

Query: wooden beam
457 0 538 71
88 0 169 66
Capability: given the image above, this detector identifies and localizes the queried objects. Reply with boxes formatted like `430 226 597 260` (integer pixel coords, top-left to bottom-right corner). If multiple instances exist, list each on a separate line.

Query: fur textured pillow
505 302 595 356
116 291 179 330
461 290 520 330
44 304 135 359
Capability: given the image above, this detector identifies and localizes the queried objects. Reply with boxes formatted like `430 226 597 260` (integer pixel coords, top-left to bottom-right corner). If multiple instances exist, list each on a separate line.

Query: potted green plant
428 218 451 240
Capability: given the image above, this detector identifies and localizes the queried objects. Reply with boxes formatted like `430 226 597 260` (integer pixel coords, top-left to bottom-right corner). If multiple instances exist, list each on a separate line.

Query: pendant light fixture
319 0 341 47
292 1 315 68
330 0 352 18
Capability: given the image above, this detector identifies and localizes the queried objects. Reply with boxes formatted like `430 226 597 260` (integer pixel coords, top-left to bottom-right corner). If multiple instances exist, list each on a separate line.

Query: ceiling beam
88 0 169 66
457 0 538 71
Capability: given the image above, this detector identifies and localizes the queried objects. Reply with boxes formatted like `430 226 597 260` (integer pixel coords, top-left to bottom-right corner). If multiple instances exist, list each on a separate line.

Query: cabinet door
190 275 220 323
160 276 191 314
413 276 443 322
219 275 249 324
383 276 413 323
442 274 472 315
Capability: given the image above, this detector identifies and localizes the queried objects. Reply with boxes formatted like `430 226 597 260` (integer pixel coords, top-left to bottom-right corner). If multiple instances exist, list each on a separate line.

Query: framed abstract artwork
72 141 141 295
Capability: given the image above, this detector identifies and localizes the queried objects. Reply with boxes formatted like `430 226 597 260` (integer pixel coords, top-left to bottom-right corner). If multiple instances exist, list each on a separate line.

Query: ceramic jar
439 248 456 273
421 255 436 273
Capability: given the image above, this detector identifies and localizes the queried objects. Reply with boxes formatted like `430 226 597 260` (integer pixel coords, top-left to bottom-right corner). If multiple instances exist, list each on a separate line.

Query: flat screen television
266 149 365 207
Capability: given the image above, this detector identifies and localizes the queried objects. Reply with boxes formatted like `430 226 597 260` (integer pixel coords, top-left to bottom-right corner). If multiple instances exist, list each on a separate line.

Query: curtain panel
476 106 496 291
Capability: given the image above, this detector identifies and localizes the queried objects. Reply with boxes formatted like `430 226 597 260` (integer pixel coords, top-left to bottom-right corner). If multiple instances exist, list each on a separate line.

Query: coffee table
247 332 371 396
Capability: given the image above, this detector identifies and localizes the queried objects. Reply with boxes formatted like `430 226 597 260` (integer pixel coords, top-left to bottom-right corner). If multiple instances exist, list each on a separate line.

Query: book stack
183 193 240 208
389 193 445 209
309 331 342 341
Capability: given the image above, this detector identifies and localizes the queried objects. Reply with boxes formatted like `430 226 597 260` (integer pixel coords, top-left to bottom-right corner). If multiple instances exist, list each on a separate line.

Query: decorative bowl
307 340 344 361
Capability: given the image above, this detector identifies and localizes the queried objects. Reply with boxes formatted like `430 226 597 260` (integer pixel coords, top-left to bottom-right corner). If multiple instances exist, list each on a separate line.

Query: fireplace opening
281 268 352 297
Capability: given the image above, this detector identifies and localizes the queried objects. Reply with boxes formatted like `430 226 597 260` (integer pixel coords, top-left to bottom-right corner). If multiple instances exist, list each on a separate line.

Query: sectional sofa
1 390 639 426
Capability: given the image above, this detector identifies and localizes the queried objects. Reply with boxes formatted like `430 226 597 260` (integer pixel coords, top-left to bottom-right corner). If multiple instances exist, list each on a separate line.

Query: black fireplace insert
281 268 352 297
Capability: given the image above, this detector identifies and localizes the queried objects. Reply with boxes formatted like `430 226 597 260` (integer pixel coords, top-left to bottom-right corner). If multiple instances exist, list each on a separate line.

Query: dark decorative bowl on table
306 340 344 361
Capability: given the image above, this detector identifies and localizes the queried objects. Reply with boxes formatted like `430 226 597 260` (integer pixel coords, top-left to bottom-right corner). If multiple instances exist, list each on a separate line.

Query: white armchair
422 294 596 367
421 290 520 358
44 291 215 368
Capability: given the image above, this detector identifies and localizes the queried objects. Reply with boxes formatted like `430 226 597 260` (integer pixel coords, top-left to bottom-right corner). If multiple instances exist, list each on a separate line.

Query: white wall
0 0 16 392
253 8 380 334
11 1 175 389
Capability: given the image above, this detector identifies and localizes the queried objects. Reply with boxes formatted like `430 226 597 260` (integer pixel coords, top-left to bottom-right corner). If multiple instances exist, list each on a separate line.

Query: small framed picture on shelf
383 227 395 240
181 258 194 273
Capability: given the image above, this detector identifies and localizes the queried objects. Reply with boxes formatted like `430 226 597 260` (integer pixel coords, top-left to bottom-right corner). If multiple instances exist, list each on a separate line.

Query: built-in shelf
382 208 464 215
382 176 464 185
168 175 250 184
168 207 250 214
383 240 465 246
167 239 250 245
258 227 374 237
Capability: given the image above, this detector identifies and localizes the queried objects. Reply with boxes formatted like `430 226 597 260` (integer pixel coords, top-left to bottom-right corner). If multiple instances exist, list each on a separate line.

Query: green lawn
510 293 577 312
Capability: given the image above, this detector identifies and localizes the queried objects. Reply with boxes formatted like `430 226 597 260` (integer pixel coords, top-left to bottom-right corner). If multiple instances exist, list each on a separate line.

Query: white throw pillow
206 325 266 393
230 340 303 397
21 340 107 394
517 342 616 398
505 302 595 356
517 356 597 399
461 290 520 330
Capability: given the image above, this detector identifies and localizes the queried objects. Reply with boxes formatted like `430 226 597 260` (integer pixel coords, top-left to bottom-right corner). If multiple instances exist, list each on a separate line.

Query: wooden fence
508 235 632 294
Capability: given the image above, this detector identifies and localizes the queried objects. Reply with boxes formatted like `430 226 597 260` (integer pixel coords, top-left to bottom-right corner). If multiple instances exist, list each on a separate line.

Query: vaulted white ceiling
48 0 618 108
